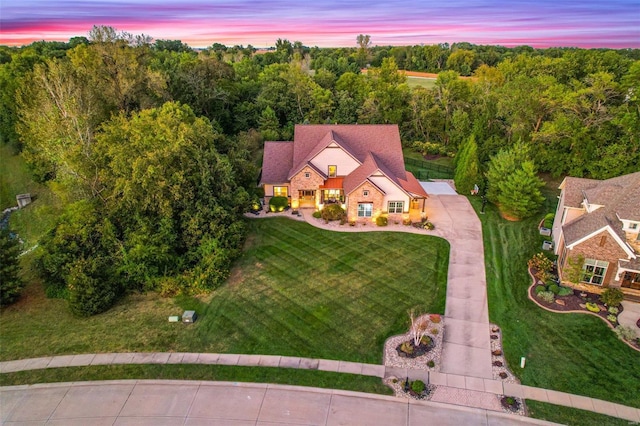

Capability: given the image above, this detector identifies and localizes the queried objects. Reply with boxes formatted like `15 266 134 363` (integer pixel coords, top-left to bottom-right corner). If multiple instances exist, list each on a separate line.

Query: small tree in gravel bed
409 309 430 346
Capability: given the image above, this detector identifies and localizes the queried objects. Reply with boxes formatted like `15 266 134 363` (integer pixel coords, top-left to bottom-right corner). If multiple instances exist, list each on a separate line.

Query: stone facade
346 181 385 223
563 230 629 288
290 166 325 209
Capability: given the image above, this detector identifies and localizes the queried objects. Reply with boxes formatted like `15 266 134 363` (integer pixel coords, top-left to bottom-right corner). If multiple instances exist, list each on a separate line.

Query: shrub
614 325 636 342
403 218 412 226
607 314 617 323
543 213 555 229
312 211 322 219
411 380 426 394
321 204 346 222
534 285 546 295
430 328 439 335
528 252 554 281
585 302 600 313
376 216 388 226
600 288 624 307
548 284 560 294
538 291 555 303
427 360 435 368
557 286 573 297
429 314 441 323
400 341 413 354
420 335 432 346
423 221 435 230
269 196 289 212
608 306 619 314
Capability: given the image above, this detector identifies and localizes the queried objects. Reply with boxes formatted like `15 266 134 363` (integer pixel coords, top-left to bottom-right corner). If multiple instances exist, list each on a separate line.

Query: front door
621 271 640 290
299 190 316 208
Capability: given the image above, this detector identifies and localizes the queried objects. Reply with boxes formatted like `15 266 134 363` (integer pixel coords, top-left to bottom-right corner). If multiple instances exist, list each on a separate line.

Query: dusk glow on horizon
1 0 639 49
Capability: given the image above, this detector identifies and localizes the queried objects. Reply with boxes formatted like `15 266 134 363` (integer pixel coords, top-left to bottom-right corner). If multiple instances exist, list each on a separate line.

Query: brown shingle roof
290 124 408 179
562 171 640 253
261 124 428 199
561 176 599 208
260 141 293 185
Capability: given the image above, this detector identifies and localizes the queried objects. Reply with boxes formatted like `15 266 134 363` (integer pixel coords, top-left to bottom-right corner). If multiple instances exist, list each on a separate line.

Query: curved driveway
1 380 559 425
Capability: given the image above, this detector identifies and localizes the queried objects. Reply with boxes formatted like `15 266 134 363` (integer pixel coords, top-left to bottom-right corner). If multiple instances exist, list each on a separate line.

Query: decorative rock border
383 315 444 371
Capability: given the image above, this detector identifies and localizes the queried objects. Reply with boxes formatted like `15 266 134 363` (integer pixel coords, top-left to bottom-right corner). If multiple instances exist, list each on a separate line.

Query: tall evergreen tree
0 228 24 306
486 142 544 220
454 135 481 195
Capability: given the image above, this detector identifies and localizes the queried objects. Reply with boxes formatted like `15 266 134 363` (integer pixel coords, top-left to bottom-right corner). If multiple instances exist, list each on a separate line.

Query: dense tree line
1 27 638 312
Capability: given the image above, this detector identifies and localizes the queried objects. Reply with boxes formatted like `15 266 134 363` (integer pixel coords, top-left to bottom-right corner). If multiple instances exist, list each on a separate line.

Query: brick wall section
290 166 325 208
565 230 629 287
346 181 384 223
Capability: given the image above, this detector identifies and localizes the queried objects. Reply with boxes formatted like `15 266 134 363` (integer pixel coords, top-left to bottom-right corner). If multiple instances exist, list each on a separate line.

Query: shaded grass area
0 145 62 247
0 364 392 396
1 218 449 367
469 188 640 411
526 401 631 426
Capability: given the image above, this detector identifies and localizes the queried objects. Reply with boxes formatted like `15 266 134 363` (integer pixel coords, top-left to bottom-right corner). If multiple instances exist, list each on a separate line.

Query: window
304 172 310 178
357 203 373 217
328 165 337 178
273 186 288 197
363 190 369 197
582 259 608 285
388 201 404 213
630 222 638 230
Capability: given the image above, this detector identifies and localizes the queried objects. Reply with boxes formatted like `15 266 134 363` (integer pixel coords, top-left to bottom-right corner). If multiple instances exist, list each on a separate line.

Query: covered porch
318 177 345 205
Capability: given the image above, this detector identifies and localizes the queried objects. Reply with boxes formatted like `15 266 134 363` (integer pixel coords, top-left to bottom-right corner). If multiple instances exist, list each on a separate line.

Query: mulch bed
528 284 622 325
395 339 435 358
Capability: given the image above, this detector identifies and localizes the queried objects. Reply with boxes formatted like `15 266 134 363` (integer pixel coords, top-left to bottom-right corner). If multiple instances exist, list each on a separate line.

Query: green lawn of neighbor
1 218 449 367
526 401 632 426
407 76 437 89
468 185 640 415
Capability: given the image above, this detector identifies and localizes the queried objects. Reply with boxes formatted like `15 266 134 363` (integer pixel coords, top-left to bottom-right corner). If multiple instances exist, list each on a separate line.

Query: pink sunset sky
1 0 639 48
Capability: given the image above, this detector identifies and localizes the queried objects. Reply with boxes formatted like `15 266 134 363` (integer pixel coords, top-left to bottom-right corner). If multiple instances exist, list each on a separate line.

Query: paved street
0 381 560 425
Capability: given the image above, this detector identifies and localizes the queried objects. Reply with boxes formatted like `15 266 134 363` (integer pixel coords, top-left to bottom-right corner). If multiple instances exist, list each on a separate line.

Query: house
260 124 428 223
552 171 640 300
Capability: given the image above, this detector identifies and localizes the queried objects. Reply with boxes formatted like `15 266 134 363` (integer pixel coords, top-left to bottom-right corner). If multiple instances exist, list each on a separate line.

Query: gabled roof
561 171 640 259
560 171 640 221
290 124 408 179
563 209 632 258
262 124 428 199
260 141 293 185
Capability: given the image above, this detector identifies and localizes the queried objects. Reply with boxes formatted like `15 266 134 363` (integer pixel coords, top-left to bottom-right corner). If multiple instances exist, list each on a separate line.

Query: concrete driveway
0 380 559 425
427 194 492 379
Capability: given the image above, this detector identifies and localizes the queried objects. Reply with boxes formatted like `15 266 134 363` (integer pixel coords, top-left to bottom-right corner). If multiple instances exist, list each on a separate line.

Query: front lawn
468 190 640 412
0 218 449 366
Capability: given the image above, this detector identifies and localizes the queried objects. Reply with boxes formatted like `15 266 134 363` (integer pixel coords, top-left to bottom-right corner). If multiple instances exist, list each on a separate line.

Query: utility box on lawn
182 310 197 323
542 241 553 251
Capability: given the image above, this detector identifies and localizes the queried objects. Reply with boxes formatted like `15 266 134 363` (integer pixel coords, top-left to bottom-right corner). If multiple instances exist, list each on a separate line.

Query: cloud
1 0 638 48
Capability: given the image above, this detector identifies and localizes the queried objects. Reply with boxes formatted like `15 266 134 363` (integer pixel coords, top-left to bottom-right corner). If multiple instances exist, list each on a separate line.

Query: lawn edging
526 269 640 353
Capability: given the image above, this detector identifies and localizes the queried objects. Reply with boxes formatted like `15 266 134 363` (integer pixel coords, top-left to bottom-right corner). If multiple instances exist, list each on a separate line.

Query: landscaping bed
528 282 622 324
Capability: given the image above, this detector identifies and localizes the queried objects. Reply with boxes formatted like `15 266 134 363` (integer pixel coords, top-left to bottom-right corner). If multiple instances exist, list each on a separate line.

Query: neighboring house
260 124 428 223
552 171 640 300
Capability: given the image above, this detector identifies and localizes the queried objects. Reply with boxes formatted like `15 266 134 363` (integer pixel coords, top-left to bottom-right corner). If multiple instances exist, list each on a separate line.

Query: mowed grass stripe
1 217 449 366
192 218 449 363
469 191 640 412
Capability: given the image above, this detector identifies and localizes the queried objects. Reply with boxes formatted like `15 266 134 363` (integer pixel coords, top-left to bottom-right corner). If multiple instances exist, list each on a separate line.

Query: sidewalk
1 380 559 426
2 353 639 422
